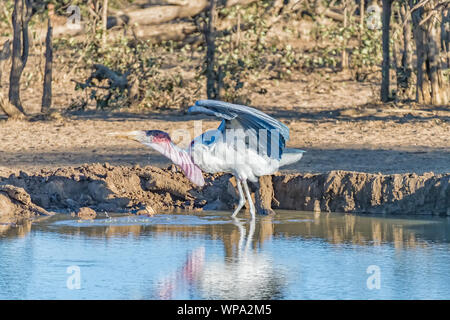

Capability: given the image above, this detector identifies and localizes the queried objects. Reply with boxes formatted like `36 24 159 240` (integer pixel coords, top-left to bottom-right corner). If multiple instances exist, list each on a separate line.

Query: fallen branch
132 21 198 42
19 0 260 44
316 4 345 22
73 63 129 90
0 92 26 119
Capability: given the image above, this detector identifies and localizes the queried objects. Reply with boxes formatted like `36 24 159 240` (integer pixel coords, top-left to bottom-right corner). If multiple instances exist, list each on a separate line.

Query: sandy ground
1 76 449 177
0 64 449 177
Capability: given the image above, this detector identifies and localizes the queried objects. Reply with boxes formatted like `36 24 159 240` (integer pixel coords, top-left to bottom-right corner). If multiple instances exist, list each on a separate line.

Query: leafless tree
205 0 220 99
8 0 34 116
381 0 393 102
42 6 53 113
409 0 449 105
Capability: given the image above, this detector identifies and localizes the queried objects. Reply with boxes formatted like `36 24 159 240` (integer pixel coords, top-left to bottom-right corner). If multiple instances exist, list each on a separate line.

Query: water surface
1 211 450 299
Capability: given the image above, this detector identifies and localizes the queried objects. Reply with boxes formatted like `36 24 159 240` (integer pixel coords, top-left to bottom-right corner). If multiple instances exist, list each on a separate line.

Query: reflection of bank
0 219 32 238
155 217 285 300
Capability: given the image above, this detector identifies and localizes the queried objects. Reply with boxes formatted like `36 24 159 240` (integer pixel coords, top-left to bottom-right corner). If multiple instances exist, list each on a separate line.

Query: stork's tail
280 148 305 167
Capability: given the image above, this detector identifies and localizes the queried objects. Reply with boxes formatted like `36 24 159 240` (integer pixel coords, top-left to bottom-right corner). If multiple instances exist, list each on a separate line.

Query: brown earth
77 206 97 220
0 164 448 226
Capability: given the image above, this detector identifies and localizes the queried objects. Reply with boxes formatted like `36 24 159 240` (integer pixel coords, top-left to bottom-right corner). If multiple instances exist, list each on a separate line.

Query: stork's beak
109 131 142 142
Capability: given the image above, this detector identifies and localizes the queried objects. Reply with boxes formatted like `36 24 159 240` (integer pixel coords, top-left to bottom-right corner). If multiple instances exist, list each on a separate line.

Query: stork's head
112 130 172 145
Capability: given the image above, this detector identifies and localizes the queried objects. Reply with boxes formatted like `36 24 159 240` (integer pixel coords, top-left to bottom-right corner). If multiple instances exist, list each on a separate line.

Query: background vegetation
0 0 448 118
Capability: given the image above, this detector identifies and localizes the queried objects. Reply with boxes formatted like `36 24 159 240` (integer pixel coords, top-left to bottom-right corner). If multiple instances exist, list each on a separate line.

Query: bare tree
205 0 220 99
102 0 108 45
409 0 449 105
381 0 393 102
442 7 450 68
396 2 414 99
9 0 34 115
342 0 349 70
42 5 53 113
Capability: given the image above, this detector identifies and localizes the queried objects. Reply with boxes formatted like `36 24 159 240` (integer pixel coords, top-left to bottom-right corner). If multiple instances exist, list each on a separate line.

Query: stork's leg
242 180 256 220
244 218 256 253
232 217 246 257
231 179 246 217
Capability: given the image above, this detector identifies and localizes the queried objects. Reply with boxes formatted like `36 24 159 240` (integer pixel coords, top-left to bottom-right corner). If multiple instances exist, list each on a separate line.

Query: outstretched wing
188 100 289 159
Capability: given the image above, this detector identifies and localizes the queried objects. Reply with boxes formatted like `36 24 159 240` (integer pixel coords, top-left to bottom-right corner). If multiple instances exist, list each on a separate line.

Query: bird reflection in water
155 217 285 300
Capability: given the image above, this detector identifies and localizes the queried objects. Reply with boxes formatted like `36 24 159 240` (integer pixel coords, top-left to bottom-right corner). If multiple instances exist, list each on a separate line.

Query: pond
1 211 450 299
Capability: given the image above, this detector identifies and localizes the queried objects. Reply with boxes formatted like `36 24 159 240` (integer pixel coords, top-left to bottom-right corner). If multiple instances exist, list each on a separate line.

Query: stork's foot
231 201 245 217
231 178 256 220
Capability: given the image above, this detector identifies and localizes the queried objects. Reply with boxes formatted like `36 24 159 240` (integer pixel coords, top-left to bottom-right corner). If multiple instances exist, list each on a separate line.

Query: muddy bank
272 171 450 215
0 163 235 222
0 164 449 222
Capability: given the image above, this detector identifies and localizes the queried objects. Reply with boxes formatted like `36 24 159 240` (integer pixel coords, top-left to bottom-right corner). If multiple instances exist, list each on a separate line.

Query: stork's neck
147 140 190 163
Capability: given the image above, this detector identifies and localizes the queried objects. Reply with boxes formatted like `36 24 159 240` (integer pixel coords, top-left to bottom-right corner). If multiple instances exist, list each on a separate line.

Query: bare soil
0 164 448 226
1 71 449 176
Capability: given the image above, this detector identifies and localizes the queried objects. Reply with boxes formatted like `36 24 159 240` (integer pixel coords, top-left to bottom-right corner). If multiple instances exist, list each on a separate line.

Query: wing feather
188 100 289 159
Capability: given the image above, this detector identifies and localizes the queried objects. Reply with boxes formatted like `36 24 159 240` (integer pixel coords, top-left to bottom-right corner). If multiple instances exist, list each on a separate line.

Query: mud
76 207 97 220
0 164 449 223
273 171 450 215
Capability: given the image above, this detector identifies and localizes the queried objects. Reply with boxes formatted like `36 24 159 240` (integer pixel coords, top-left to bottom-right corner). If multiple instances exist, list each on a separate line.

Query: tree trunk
9 0 32 115
396 3 414 99
42 17 53 113
360 0 365 28
380 0 392 102
102 0 108 45
0 40 11 88
410 0 449 105
342 2 349 70
205 0 219 99
441 8 450 69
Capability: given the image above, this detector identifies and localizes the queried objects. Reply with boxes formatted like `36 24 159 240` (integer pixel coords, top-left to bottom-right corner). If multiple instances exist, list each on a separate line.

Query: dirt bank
0 164 448 223
273 170 450 215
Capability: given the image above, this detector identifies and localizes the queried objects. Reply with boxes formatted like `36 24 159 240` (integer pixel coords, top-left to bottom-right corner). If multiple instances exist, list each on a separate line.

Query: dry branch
23 0 259 44
0 92 26 119
316 4 345 22
132 22 197 42
73 64 129 90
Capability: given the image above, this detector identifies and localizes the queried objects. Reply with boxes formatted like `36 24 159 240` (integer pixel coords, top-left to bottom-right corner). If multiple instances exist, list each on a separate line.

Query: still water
1 211 450 300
